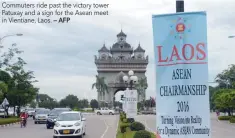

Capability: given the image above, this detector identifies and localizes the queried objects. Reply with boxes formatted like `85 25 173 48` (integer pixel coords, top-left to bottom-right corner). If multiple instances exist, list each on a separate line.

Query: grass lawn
0 117 20 125
116 120 124 138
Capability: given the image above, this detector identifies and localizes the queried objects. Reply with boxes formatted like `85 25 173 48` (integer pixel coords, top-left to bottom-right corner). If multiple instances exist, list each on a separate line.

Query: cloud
34 75 96 100
0 0 234 101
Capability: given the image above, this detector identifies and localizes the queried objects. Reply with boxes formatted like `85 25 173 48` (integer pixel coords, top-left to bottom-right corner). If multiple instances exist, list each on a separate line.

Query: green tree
5 57 38 115
0 43 23 69
215 64 235 89
60 94 79 109
0 82 8 98
0 42 38 116
29 101 37 108
214 89 235 116
78 99 89 109
39 100 58 109
209 86 219 110
135 77 148 101
90 99 99 110
92 75 108 101
38 94 54 102
144 97 155 109
38 94 58 109
0 70 11 100
0 70 11 84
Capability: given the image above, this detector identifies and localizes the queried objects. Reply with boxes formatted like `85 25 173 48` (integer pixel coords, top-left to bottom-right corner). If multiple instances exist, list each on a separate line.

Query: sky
1 0 235 101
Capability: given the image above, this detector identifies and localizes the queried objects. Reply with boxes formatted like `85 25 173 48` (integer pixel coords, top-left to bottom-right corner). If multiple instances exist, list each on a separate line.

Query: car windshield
49 110 68 116
57 113 80 121
37 110 50 114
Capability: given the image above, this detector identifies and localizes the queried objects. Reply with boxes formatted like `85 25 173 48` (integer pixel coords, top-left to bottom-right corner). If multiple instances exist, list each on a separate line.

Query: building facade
94 30 148 104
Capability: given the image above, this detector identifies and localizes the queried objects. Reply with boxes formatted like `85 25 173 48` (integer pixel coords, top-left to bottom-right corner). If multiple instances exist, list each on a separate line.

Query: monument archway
114 89 125 109
94 30 148 106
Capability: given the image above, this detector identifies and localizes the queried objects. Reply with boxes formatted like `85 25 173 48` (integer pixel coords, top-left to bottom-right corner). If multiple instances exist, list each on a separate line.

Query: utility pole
176 0 184 12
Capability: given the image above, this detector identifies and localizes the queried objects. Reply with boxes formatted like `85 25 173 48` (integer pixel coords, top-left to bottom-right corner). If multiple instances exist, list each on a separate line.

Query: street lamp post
123 70 138 90
0 33 23 47
228 36 235 38
176 0 184 13
122 70 138 123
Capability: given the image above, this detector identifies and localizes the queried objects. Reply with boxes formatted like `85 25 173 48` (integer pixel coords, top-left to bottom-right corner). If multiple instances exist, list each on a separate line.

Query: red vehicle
20 112 28 128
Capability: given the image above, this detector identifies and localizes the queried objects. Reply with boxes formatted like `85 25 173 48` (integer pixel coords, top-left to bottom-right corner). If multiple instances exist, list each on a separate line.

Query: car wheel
78 135 83 138
46 125 50 129
109 112 113 115
35 121 37 124
53 136 57 138
97 112 101 115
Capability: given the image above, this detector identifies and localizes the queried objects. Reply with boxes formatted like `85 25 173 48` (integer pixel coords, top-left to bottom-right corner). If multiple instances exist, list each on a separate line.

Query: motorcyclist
20 110 28 126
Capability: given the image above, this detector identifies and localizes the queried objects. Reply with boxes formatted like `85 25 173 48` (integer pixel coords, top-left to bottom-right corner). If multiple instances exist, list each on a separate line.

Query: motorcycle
20 117 27 128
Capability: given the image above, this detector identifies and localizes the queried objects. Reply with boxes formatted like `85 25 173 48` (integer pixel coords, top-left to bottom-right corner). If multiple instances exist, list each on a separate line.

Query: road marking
100 119 109 138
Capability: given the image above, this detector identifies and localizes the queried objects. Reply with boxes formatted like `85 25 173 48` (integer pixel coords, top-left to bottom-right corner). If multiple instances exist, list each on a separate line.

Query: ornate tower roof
94 31 148 75
98 44 109 52
112 42 131 49
117 30 127 37
134 43 145 52
110 30 133 54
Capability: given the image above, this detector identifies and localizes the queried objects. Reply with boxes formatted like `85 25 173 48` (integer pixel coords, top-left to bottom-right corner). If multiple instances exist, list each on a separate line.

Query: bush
218 116 231 120
127 118 135 123
120 116 124 122
130 121 145 131
73 108 79 111
0 118 20 125
123 113 126 118
120 113 127 122
81 109 93 112
123 119 127 123
134 130 151 138
229 117 235 123
120 122 131 133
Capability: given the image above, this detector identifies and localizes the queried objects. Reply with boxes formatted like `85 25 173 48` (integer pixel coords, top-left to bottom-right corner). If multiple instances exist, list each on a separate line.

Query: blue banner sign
152 11 210 138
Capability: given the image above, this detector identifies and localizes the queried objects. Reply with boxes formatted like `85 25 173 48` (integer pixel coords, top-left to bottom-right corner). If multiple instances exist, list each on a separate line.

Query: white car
26 108 35 117
53 111 86 138
34 109 50 124
95 108 115 115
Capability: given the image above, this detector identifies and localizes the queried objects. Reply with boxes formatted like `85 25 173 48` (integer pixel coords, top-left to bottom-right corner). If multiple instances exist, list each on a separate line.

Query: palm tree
92 75 108 101
135 77 148 102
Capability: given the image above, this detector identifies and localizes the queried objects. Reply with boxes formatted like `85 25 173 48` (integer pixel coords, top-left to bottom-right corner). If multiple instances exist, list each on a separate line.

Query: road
1 113 235 138
135 113 235 138
0 114 119 138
